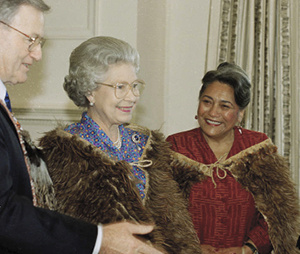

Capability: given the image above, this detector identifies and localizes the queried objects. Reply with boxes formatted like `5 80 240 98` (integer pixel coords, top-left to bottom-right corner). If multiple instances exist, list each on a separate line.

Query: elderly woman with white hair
39 36 202 254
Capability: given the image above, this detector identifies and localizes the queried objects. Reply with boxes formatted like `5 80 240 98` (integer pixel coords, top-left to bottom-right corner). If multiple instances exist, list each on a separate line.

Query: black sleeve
0 107 97 254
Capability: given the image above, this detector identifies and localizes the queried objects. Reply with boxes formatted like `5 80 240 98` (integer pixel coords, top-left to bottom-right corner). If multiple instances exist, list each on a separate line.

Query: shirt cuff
92 224 103 254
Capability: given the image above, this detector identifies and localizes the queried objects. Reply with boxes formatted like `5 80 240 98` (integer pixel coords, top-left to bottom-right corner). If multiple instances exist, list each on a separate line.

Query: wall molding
13 108 83 142
44 0 96 39
13 108 82 122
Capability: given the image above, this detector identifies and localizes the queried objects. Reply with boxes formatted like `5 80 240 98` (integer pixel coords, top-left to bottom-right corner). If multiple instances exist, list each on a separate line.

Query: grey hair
0 0 50 23
199 62 251 110
63 36 140 107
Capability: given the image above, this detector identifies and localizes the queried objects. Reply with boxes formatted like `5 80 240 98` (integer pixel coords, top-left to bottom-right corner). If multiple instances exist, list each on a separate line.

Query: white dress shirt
0 80 7 106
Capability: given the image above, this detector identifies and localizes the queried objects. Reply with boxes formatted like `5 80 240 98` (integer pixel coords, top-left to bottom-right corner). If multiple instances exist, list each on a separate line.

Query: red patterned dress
166 127 273 253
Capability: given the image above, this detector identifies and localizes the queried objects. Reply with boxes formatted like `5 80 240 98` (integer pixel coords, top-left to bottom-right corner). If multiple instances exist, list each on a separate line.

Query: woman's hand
216 246 249 254
202 245 254 254
201 244 218 254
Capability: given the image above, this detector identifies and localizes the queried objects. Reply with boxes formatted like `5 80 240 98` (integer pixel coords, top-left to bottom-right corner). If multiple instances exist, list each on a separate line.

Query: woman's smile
117 105 135 113
205 119 222 126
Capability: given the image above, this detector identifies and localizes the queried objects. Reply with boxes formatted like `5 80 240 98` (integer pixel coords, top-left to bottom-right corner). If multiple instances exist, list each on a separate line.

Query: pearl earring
237 123 243 134
89 102 94 106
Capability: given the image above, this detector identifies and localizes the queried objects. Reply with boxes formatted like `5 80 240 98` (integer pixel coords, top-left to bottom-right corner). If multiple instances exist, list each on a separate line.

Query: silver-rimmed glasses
97 79 145 99
0 20 45 52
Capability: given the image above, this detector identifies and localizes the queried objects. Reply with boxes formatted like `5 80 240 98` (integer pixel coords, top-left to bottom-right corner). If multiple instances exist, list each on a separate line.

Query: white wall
163 0 210 136
135 0 211 136
7 0 211 141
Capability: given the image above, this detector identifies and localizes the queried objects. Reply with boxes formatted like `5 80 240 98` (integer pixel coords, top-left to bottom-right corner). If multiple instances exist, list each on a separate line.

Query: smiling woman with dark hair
167 62 300 254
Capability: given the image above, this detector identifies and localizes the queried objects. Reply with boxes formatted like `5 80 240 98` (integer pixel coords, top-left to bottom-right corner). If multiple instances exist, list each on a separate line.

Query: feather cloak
39 125 202 254
170 139 300 254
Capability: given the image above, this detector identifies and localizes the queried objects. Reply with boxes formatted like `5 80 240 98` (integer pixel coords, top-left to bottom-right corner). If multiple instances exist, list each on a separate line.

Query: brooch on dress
132 133 142 151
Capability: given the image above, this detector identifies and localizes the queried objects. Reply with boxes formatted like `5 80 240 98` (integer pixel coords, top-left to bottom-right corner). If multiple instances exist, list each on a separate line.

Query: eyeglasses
97 79 145 99
0 20 45 52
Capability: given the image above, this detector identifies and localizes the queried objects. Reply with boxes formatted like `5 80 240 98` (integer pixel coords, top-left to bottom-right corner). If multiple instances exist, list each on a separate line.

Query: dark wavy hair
199 62 251 109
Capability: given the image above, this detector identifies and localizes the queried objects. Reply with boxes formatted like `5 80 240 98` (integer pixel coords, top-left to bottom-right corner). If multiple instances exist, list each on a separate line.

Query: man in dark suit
0 1 162 253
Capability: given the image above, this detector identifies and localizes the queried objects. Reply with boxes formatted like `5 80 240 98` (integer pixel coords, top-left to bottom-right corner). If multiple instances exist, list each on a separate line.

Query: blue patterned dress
65 112 148 199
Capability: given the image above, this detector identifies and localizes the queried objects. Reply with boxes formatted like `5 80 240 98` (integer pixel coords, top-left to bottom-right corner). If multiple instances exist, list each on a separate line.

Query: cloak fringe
39 126 202 254
171 139 300 254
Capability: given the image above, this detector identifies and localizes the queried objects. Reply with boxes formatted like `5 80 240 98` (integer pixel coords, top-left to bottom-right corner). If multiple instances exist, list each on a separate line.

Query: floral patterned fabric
65 112 148 199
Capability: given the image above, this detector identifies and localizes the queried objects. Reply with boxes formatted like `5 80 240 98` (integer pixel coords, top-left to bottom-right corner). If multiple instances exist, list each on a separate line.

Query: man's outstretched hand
99 222 165 254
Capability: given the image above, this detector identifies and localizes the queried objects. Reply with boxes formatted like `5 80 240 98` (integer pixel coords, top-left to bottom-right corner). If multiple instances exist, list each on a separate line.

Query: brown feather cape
170 139 300 254
39 125 202 254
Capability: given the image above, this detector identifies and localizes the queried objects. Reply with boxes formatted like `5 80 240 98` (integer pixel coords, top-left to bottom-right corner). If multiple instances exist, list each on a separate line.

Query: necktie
4 91 12 112
2 92 37 205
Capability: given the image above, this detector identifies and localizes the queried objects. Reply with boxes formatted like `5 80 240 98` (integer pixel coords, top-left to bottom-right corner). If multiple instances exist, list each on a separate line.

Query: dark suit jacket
0 103 97 254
